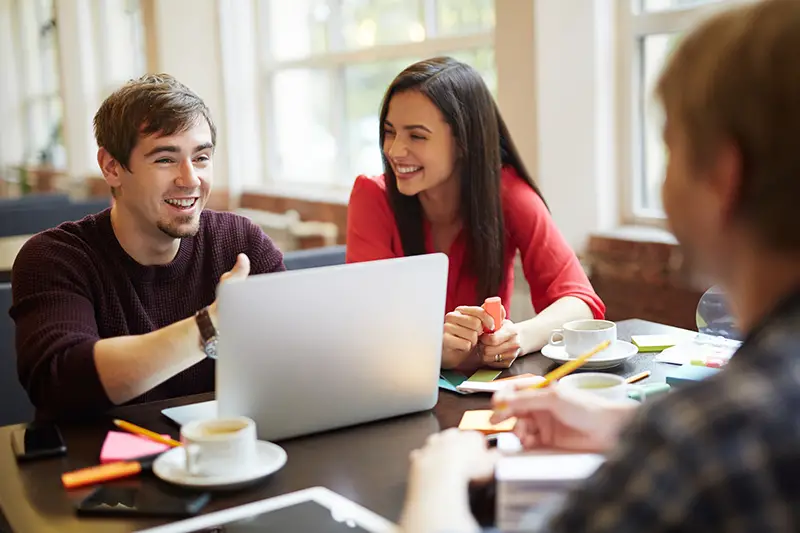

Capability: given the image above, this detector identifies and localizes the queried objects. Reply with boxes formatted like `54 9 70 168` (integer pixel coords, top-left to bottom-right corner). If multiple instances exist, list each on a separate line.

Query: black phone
76 484 211 518
10 423 67 461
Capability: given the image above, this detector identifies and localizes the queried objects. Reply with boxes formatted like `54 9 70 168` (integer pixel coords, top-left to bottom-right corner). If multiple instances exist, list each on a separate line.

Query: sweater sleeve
502 170 606 319
345 175 400 263
10 233 112 419
242 216 286 275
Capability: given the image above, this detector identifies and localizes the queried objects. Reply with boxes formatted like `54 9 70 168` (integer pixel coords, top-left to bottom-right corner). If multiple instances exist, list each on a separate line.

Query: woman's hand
441 306 495 368
479 317 521 369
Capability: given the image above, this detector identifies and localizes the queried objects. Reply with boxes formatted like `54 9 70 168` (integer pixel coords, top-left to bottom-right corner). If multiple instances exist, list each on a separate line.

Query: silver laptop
162 253 448 441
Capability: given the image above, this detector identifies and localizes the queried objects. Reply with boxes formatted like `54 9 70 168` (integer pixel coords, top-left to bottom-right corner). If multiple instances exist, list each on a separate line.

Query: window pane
437 0 494 36
271 69 337 183
640 33 681 212
102 0 146 85
267 0 330 60
341 0 425 50
344 58 418 180
642 0 722 12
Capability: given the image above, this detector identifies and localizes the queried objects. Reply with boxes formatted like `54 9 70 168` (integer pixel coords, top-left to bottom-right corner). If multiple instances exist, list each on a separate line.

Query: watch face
205 338 218 360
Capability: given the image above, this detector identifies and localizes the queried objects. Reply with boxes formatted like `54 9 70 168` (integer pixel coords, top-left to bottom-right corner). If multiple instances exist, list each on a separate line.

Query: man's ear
97 147 123 188
710 140 743 225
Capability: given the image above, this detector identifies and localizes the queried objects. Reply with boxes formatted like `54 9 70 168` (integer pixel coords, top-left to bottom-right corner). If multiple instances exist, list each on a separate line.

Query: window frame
617 0 755 226
254 0 494 191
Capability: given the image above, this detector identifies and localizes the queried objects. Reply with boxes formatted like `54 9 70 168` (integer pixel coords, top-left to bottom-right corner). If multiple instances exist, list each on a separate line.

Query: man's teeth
165 198 196 208
397 166 422 174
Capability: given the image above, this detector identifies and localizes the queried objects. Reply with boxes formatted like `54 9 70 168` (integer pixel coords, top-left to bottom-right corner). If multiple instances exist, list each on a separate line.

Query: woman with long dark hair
346 57 604 370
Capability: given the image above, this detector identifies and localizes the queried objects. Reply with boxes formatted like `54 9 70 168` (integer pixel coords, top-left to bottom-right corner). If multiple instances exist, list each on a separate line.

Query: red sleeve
10 233 112 419
345 174 401 263
502 169 606 319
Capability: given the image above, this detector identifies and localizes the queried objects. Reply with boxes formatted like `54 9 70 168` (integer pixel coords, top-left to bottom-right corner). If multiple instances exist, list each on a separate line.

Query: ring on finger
495 353 503 363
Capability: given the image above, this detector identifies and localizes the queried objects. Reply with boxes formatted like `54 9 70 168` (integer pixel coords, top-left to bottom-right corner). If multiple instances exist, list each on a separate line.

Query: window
621 0 750 220
14 0 65 170
258 0 495 188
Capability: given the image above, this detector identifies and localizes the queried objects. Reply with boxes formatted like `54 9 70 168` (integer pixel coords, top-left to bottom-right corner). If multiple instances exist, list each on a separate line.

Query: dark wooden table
0 319 692 532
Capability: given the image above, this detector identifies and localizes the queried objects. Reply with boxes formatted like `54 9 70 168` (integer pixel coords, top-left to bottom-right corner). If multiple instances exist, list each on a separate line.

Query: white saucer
152 440 287 491
541 340 638 370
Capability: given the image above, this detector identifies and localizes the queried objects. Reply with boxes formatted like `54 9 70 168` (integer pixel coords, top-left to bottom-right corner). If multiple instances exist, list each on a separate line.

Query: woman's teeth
397 166 422 174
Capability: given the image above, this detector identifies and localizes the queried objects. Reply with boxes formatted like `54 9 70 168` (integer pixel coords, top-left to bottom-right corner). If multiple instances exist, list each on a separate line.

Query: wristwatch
195 306 218 360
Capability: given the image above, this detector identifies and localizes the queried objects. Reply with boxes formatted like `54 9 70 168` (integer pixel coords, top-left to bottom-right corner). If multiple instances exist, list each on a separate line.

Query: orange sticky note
482 297 503 334
458 410 517 434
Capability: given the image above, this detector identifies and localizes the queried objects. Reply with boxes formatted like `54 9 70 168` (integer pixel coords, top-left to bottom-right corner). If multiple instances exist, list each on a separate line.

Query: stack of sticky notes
458 410 517 434
99 431 170 463
630 334 679 352
496 452 605 531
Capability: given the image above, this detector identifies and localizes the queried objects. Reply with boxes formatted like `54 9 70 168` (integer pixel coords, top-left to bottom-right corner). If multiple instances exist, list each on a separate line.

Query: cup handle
184 443 202 476
549 329 565 346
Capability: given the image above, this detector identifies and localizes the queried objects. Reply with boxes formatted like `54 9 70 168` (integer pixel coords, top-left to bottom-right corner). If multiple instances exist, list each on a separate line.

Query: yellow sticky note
458 410 517 434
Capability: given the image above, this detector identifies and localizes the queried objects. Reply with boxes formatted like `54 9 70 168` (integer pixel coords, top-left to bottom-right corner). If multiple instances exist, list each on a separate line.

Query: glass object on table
696 285 741 341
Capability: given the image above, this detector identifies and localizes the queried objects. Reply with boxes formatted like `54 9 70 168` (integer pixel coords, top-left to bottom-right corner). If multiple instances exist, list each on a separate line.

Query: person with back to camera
346 57 605 371
400 1 800 531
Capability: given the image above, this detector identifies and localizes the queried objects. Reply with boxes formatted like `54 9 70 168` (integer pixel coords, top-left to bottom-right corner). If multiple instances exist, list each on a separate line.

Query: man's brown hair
656 0 800 251
93 73 216 172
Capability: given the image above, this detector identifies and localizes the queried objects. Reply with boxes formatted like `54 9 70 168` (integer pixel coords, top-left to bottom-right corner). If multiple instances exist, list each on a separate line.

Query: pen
113 419 181 448
494 340 611 410
625 370 651 384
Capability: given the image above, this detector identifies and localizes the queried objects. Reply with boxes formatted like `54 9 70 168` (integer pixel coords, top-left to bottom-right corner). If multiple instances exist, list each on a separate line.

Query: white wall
533 0 619 252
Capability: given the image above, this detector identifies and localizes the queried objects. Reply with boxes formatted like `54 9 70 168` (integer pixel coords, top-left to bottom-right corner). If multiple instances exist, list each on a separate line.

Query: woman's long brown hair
379 56 546 303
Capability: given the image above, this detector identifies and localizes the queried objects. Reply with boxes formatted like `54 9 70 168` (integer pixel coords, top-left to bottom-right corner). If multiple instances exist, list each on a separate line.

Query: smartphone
10 423 67 461
76 484 211 518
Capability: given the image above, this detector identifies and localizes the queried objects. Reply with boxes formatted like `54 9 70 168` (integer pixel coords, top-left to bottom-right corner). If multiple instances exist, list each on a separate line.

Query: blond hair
656 0 800 251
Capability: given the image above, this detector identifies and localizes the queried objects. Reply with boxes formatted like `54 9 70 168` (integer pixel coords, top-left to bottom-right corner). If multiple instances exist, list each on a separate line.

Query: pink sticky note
99 431 170 463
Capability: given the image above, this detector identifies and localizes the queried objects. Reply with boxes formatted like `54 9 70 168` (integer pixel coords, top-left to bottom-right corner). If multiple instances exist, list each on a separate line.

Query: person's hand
479 310 521 368
442 306 495 368
209 253 251 325
490 382 638 452
409 428 498 484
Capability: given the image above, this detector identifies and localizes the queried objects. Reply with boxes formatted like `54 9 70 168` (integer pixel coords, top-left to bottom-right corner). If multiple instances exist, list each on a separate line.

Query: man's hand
490 384 639 452
209 253 251 325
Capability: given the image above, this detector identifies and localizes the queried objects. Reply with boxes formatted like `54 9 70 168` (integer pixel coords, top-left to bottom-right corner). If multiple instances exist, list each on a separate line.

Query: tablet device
134 487 396 533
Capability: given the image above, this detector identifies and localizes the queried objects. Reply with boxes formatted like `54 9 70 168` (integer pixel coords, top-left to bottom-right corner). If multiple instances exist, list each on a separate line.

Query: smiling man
10 74 285 420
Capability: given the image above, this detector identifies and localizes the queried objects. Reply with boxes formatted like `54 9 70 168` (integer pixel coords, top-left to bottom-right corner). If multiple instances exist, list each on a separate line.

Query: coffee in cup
180 416 257 477
549 319 617 357
557 373 633 402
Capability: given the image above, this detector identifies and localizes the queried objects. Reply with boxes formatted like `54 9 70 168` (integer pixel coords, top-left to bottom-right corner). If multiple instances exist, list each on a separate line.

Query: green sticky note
468 369 502 382
631 334 678 352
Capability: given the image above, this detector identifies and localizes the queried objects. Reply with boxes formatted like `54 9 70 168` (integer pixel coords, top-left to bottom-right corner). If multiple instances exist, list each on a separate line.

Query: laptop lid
211 253 448 441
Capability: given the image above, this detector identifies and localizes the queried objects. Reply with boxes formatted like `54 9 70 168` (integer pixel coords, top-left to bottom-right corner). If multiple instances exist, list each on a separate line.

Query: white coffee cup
549 319 617 357
180 416 257 477
557 373 639 402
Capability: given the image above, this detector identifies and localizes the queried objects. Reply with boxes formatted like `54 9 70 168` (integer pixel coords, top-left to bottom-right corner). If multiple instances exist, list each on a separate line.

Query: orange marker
61 452 162 490
482 297 503 334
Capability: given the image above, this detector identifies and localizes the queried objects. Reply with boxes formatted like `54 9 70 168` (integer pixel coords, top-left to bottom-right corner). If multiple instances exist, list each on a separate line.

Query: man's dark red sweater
9 208 284 419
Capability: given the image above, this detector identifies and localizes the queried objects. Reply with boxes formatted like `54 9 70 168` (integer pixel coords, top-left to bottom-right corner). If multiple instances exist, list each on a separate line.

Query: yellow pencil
625 370 651 384
113 419 182 448
495 340 611 410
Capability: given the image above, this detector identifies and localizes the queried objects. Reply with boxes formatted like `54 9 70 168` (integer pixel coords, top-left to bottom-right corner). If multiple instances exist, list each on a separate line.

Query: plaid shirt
536 288 800 532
